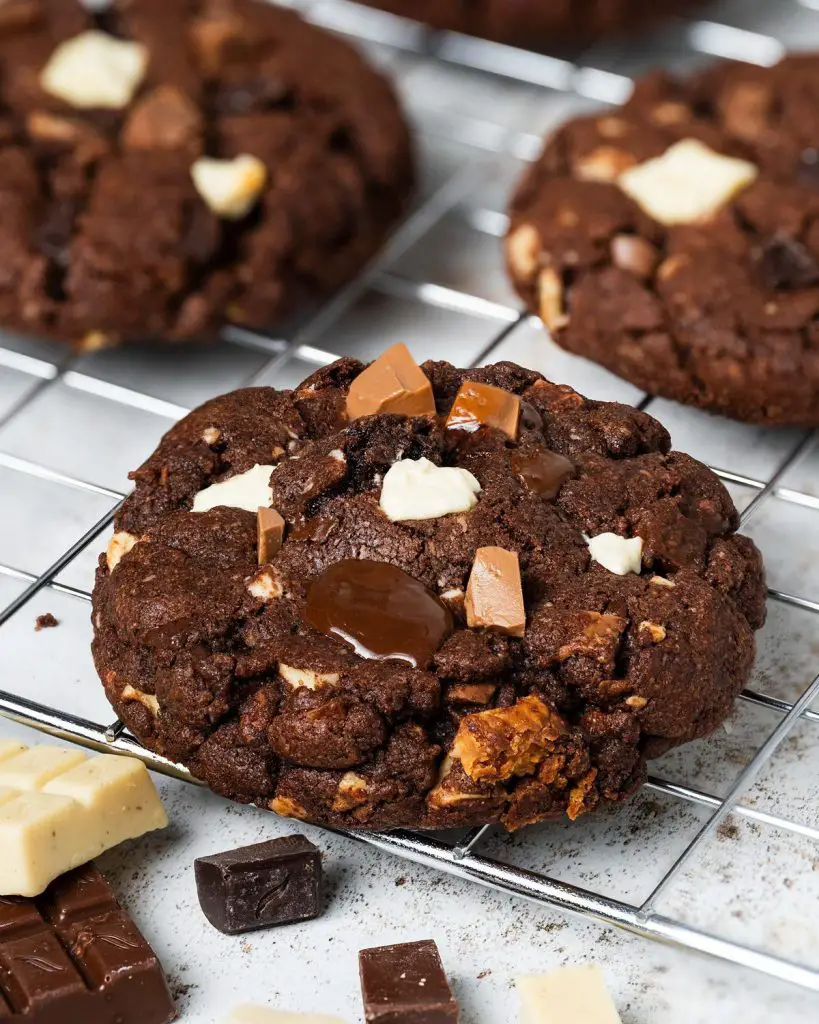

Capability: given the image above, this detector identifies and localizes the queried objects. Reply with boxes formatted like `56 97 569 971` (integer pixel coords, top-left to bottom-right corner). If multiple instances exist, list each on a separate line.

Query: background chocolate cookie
507 55 819 427
92 353 766 833
0 0 413 348
356 0 703 49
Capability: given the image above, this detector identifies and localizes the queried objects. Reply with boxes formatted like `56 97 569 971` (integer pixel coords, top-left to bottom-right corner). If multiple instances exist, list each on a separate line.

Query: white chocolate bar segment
0 739 27 763
517 964 622 1024
0 743 168 897
224 1007 348 1024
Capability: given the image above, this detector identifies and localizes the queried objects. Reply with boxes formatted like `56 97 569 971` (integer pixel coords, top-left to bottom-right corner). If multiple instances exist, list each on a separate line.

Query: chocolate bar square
0 863 174 1024
359 939 460 1023
194 834 323 935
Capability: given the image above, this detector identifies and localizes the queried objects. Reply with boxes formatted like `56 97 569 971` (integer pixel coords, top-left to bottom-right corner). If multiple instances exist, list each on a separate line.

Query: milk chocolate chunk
465 547 526 638
0 864 175 1024
445 381 520 440
510 449 575 499
257 506 285 564
195 835 322 935
346 344 435 420
304 559 454 668
359 940 459 1023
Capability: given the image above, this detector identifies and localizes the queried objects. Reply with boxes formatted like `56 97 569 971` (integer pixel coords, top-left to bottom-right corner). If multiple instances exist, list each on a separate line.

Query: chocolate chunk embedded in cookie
507 55 819 427
0 0 413 348
92 353 766 831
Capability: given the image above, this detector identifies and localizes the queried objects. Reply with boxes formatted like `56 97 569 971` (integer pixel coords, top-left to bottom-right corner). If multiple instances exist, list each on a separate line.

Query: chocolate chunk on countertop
0 863 174 1023
194 835 322 935
359 939 459 1023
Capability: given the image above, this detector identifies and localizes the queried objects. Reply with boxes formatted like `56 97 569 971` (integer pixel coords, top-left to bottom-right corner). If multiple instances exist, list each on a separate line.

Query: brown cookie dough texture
0 0 413 348
355 0 702 48
92 356 766 832
507 55 819 427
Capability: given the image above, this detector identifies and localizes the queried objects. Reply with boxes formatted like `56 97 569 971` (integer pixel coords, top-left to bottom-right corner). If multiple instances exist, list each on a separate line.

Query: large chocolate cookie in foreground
507 55 819 426
0 0 413 348
92 350 766 831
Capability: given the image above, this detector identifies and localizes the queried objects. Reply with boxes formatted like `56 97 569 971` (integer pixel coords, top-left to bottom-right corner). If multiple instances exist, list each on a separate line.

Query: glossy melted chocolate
304 559 454 668
510 449 575 499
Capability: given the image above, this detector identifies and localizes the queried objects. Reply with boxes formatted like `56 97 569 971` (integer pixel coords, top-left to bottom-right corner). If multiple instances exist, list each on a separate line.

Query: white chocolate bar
0 740 168 897
224 1007 347 1024
517 964 622 1024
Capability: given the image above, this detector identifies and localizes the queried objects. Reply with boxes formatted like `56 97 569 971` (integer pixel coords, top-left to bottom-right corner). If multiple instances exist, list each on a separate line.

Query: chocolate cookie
91 350 766 832
0 0 413 348
507 55 819 427
356 0 702 49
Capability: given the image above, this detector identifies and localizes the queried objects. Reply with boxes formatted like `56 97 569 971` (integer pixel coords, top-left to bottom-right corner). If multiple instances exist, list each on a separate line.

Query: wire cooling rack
3 0 819 1002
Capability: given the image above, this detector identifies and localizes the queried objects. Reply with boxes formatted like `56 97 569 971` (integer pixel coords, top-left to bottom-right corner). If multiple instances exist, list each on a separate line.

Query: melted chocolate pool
304 559 454 668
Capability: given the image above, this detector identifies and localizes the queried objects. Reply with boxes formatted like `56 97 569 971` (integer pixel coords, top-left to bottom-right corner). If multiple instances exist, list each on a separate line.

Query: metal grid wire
3 0 819 997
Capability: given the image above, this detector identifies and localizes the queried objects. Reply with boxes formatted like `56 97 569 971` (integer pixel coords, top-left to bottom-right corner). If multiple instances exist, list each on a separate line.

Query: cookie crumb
34 613 59 631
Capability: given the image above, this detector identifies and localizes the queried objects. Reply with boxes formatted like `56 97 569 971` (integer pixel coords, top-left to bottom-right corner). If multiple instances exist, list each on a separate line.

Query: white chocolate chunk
379 457 481 522
192 464 276 513
107 530 138 572
0 743 168 897
618 139 758 225
278 664 339 691
191 154 267 219
0 740 28 764
40 31 148 110
224 1007 348 1024
517 964 622 1024
587 533 643 576
247 568 283 601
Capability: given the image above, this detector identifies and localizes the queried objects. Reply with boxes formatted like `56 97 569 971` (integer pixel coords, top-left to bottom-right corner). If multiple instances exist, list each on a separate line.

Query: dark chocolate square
194 834 323 935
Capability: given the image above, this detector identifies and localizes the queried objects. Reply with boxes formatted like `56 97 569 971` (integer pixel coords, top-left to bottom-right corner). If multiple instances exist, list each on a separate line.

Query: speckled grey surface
3 0 819 1020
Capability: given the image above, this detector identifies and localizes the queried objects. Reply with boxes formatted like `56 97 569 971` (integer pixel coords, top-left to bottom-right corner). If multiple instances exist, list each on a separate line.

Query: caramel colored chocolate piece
465 546 525 637
445 381 521 440
257 507 285 564
346 344 435 420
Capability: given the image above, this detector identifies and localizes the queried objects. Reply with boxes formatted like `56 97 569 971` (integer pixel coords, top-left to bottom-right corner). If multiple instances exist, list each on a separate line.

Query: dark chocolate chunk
0 864 175 1024
303 559 454 669
758 234 819 291
359 939 459 1023
194 835 323 935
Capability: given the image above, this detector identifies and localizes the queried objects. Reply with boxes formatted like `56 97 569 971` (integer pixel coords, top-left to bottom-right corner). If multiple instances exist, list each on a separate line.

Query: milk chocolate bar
0 863 175 1023
359 939 459 1023
195 835 323 935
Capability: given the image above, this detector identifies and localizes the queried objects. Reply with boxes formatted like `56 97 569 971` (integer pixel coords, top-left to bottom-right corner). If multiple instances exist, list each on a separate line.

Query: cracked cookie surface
507 55 819 426
0 0 413 348
92 357 766 831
